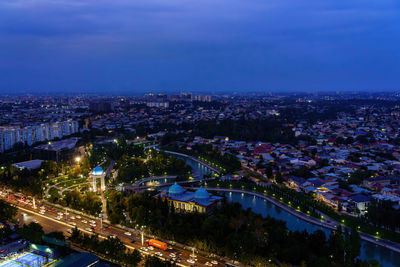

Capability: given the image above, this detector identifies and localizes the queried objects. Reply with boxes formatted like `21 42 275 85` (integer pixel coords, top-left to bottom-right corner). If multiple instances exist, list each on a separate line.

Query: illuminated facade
157 183 223 213
90 166 105 192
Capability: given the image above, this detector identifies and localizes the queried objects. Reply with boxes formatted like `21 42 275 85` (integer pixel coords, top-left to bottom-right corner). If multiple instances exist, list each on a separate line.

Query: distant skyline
0 0 399 94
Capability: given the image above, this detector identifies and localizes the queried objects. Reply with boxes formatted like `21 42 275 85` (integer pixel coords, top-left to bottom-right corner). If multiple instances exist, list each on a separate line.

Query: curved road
200 187 400 254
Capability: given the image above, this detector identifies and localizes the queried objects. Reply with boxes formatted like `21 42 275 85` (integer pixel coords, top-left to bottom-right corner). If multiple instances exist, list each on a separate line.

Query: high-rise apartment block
191 95 212 102
0 120 79 153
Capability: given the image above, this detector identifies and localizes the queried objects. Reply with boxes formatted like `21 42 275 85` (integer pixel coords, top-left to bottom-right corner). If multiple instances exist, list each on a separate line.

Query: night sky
0 0 399 94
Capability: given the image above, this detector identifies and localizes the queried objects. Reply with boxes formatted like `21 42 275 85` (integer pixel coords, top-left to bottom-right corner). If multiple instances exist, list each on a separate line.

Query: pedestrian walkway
200 187 400 254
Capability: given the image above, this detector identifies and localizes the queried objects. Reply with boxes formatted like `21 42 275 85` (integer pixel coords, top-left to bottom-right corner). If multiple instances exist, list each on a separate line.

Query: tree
125 249 142 266
0 199 17 220
46 231 65 241
265 166 273 178
290 166 313 179
328 226 345 265
144 255 175 267
70 226 81 242
17 222 44 244
276 172 284 184
346 228 361 264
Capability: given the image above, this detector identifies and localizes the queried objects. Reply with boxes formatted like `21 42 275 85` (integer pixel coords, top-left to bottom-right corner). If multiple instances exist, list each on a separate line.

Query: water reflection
169 153 400 267
222 191 400 267
172 154 214 179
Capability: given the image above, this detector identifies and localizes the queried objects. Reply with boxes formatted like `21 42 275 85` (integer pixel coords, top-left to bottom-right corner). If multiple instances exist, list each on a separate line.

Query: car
85 228 93 232
70 216 75 220
82 220 87 224
155 252 163 257
205 262 212 266
70 222 76 226
124 232 132 236
56 216 62 220
32 220 38 223
76 215 81 219
211 260 218 265
39 211 45 215
67 229 72 234
90 220 96 224
57 212 63 216
148 246 154 251
187 259 195 264
169 253 176 258
140 247 148 252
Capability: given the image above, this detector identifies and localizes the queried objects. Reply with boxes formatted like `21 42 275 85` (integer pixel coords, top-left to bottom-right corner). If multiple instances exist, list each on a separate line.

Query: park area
45 175 90 202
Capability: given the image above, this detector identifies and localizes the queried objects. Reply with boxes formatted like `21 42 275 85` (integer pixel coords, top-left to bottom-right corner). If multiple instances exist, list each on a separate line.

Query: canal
175 153 400 267
222 191 400 267
168 153 215 179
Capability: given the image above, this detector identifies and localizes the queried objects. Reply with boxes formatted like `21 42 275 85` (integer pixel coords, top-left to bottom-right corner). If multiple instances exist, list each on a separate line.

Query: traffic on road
0 189 226 267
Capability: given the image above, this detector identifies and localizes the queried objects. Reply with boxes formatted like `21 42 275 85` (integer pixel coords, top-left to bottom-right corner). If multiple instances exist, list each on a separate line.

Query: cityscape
1 93 400 267
1 1 400 267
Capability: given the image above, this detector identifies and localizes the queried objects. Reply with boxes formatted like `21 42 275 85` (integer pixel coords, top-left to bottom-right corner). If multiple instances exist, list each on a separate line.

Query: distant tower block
90 166 105 192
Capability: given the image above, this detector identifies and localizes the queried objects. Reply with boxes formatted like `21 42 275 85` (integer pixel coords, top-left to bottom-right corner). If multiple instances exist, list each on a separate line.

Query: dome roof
92 166 103 175
194 187 210 199
169 182 184 195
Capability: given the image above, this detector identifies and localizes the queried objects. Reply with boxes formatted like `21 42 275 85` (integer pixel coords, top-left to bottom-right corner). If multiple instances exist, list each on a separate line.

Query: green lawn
57 178 88 188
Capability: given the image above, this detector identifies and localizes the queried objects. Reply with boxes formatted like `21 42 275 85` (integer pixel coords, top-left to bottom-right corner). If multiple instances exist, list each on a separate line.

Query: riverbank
165 150 400 255
199 187 337 230
162 150 221 174
199 186 400 254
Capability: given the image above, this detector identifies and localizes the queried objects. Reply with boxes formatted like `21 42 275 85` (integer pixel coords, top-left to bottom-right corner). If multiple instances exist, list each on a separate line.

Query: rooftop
12 160 43 170
35 138 79 151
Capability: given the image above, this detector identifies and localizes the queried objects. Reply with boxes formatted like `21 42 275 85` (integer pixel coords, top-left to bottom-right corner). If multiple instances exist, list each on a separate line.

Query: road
1 193 228 267
202 187 400 254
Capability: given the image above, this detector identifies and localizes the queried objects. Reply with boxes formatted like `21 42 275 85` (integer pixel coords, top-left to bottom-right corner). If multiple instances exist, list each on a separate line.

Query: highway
1 193 228 267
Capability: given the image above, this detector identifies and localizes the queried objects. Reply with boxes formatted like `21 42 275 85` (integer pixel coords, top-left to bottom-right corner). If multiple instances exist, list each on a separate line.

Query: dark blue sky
0 0 399 94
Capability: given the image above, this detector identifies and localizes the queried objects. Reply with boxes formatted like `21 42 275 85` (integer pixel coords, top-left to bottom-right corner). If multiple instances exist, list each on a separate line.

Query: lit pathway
199 187 400 254
133 175 177 187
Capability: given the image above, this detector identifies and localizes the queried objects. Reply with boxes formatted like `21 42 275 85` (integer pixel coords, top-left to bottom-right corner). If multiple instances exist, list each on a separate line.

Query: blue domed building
90 166 105 192
92 166 104 176
157 183 223 213
168 182 185 195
